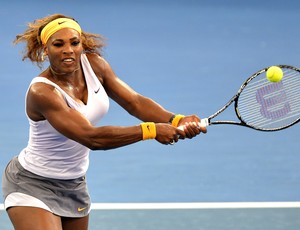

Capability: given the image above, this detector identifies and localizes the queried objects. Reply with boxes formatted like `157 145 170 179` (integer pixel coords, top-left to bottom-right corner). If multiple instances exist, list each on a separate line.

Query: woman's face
44 28 83 75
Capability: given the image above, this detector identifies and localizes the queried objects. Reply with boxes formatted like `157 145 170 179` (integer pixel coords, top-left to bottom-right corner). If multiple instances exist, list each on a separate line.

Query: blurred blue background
1 0 300 206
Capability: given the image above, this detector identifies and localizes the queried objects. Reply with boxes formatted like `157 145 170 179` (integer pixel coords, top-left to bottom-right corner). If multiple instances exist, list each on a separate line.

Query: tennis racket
197 65 300 131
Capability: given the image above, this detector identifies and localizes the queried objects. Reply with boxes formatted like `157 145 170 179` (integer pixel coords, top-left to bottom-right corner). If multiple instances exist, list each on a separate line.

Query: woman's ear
41 46 48 62
43 46 48 56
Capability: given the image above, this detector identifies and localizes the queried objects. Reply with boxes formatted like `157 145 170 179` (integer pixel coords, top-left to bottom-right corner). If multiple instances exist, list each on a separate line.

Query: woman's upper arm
86 53 139 111
26 83 95 148
26 82 145 150
86 53 174 122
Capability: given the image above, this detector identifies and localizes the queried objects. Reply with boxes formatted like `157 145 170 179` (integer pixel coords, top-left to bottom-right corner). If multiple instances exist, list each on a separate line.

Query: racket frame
203 65 300 131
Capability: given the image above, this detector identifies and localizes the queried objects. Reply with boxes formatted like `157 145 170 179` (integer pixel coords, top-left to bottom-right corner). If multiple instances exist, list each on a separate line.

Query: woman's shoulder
85 53 106 67
85 53 112 82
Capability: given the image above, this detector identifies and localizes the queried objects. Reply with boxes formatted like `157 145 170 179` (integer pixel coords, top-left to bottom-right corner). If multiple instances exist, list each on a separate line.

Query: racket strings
240 77 300 127
240 78 300 112
237 68 300 129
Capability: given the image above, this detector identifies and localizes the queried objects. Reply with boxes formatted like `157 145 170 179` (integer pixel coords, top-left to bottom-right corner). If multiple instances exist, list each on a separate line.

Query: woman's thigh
62 215 89 230
7 206 62 230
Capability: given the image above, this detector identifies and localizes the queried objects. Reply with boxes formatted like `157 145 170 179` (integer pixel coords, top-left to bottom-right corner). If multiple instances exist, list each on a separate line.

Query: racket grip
177 118 209 131
200 118 209 127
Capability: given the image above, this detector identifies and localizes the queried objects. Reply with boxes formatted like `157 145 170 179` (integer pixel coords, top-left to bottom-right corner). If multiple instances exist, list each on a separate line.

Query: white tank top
18 54 109 179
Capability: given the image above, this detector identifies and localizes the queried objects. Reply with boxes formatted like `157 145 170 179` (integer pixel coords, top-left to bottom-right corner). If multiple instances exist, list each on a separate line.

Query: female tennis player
2 14 206 230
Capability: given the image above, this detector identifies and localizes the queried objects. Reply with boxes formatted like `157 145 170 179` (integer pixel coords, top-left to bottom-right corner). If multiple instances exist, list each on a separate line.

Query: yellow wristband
171 114 185 127
140 122 156 140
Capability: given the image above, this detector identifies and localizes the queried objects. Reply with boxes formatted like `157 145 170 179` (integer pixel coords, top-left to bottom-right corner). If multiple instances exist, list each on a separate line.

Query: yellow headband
40 18 82 45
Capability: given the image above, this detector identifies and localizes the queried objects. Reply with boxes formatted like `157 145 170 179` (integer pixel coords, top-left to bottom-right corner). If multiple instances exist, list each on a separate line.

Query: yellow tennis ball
266 66 283 82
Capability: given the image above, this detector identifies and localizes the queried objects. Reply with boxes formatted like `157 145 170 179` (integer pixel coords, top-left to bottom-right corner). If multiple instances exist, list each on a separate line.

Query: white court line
1 202 300 211
90 202 300 210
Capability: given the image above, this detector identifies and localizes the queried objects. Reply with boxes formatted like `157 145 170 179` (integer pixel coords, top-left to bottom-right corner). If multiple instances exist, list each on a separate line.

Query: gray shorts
2 157 91 218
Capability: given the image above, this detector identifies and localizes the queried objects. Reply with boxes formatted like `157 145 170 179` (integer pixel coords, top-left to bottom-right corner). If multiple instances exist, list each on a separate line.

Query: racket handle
200 118 209 127
177 118 209 130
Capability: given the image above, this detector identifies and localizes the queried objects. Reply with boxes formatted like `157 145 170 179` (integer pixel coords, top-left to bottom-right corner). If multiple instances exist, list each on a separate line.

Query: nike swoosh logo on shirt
94 87 100 93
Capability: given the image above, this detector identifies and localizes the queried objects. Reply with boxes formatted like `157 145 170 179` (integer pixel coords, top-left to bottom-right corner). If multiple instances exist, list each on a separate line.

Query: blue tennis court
1 0 300 229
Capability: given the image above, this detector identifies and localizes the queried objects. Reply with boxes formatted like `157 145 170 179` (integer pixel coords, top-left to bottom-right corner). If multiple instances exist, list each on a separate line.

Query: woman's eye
72 41 80 46
53 43 63 47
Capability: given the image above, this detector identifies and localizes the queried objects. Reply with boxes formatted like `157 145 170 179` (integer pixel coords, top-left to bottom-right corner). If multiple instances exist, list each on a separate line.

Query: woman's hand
177 114 207 139
154 123 185 145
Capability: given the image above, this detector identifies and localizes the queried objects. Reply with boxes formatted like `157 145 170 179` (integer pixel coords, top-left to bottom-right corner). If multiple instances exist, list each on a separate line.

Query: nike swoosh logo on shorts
78 207 88 212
